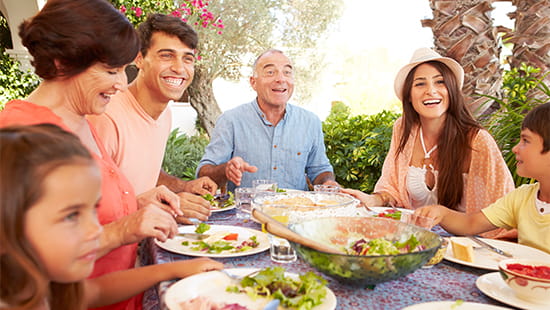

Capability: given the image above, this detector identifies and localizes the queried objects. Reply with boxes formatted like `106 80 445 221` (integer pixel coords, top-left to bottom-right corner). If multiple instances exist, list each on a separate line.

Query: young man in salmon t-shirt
89 14 216 224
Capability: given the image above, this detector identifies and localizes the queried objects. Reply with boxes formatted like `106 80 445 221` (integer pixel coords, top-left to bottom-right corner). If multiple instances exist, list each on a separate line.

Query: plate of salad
203 193 237 213
165 267 337 310
155 225 269 258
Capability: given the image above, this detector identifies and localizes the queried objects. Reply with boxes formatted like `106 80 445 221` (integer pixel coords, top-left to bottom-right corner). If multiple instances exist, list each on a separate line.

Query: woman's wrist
372 192 389 207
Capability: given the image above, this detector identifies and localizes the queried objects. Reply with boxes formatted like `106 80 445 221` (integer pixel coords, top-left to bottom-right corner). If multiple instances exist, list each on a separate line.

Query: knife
177 232 210 240
468 236 513 258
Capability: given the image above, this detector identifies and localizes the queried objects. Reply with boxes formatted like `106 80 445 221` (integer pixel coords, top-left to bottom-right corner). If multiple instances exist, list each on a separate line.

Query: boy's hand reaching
414 205 449 227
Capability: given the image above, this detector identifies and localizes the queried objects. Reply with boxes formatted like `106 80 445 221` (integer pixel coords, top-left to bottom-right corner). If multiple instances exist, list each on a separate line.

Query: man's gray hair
252 48 287 77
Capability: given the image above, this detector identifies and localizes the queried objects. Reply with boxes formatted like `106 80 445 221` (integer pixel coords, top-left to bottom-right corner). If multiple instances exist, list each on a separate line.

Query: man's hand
182 177 217 196
225 156 257 186
175 192 212 224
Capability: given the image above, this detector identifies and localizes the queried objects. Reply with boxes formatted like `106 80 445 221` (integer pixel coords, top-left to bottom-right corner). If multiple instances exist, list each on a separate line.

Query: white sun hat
394 47 464 102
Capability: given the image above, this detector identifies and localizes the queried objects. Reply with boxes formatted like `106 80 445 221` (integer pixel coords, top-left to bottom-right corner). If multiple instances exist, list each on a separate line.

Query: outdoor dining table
139 208 516 310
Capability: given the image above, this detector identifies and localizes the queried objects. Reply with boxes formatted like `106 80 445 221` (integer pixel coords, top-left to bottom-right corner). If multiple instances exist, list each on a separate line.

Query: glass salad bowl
288 216 442 287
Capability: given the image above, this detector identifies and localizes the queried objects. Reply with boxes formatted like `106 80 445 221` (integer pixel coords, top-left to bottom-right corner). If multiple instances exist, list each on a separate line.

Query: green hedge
162 129 209 180
323 102 399 192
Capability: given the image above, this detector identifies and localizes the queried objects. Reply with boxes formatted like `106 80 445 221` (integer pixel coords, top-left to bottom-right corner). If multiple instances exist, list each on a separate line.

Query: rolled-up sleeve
196 113 234 177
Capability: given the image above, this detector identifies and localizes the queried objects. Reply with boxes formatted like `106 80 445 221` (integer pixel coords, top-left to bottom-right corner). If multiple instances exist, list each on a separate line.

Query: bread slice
450 237 474 262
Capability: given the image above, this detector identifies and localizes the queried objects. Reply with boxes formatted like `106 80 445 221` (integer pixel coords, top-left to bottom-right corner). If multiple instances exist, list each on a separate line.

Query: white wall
170 101 198 136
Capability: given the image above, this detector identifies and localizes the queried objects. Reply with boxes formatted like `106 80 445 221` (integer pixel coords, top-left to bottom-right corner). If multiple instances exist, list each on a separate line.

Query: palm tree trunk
422 0 503 115
502 0 550 100
187 66 222 138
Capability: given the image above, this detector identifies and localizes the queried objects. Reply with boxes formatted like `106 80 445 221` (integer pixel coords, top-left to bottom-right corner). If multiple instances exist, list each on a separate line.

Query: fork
219 269 260 283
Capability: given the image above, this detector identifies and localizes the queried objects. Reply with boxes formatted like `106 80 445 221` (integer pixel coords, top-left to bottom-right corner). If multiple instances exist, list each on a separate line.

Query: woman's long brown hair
0 124 92 309
397 61 481 210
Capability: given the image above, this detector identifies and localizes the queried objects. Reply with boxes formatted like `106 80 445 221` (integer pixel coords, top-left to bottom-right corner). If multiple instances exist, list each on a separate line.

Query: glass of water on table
234 187 254 220
260 204 297 263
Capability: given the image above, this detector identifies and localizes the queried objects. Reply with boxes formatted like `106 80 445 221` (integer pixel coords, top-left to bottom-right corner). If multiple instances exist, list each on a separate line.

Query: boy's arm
84 258 223 308
415 205 498 236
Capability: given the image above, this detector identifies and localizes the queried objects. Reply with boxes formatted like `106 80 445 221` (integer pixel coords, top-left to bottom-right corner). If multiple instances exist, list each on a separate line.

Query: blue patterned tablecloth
140 209 516 310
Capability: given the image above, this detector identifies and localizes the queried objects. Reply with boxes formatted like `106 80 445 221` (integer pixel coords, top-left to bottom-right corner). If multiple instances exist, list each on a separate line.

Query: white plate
164 268 337 310
402 300 511 310
444 237 550 270
476 272 549 310
210 204 237 213
155 225 269 258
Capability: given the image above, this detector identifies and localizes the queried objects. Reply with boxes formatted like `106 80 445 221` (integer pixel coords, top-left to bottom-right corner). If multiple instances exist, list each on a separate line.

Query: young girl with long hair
0 124 222 310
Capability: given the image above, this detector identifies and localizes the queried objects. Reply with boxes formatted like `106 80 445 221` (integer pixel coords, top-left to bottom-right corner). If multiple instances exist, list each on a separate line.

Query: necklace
420 128 437 170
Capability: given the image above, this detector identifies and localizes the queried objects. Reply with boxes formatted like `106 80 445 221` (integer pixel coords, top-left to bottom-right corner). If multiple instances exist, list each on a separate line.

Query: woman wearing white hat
343 48 516 239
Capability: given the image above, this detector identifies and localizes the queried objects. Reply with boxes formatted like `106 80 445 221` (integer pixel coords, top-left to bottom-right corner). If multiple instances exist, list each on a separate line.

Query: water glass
252 180 277 193
260 206 297 263
270 236 297 263
234 187 254 220
313 184 341 193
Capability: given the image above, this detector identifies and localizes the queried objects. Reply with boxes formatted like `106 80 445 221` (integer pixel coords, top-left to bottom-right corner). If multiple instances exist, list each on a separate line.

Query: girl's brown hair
0 124 94 309
397 61 482 210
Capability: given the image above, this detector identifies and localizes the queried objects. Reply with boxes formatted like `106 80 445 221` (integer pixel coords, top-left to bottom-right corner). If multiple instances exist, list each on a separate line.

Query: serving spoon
251 209 345 254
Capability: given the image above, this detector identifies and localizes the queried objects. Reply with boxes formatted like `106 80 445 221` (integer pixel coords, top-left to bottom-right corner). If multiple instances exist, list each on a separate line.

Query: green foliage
0 50 40 108
323 102 399 192
109 0 176 25
480 64 550 186
0 14 40 108
162 129 209 180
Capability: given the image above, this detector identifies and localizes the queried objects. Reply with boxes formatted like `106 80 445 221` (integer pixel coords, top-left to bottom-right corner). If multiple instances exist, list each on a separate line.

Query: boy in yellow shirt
416 103 550 254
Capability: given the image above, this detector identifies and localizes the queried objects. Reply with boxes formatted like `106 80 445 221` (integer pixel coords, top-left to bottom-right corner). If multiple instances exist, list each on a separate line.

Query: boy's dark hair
522 102 550 153
138 13 198 56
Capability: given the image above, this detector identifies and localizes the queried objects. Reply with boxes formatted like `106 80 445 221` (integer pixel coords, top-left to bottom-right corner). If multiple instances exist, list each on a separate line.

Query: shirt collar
252 98 290 126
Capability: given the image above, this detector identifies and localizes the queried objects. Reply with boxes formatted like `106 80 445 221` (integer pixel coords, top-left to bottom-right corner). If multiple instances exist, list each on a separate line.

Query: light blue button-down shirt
197 99 334 191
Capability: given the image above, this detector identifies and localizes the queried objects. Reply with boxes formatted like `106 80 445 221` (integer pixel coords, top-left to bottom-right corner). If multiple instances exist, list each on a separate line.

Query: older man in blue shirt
197 49 338 191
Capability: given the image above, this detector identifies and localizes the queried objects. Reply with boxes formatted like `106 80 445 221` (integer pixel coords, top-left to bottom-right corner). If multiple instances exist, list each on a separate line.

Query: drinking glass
252 179 278 192
252 179 278 199
234 187 254 220
261 205 297 263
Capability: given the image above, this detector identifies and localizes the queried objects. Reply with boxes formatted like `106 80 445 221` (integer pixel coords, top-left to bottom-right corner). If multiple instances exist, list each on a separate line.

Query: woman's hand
99 205 179 257
340 188 384 210
137 185 182 217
